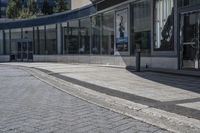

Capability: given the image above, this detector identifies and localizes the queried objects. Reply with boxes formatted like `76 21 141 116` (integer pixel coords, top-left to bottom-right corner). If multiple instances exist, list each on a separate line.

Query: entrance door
181 12 200 69
16 40 33 62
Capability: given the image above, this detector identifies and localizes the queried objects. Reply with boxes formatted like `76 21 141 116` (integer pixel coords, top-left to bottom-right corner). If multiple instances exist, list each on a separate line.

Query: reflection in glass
4 30 10 55
178 0 200 7
80 18 91 54
116 9 128 52
63 22 68 54
0 31 3 55
91 15 101 54
46 24 57 55
11 28 21 58
182 13 197 60
154 0 174 51
65 21 79 54
37 26 45 54
132 0 151 56
102 11 114 55
23 27 33 52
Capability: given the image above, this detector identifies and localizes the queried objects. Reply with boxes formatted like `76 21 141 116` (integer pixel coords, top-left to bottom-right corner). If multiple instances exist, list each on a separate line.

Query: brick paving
0 66 169 133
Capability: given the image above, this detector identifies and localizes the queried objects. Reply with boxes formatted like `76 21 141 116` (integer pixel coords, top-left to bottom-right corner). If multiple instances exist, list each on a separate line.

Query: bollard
136 49 141 72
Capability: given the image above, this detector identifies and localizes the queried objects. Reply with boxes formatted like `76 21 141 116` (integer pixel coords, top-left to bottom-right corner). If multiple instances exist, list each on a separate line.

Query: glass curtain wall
23 27 34 57
65 20 79 54
102 11 114 55
91 15 101 54
178 0 200 7
62 22 68 54
46 24 57 55
154 0 174 51
10 28 22 57
80 17 91 54
0 31 3 55
132 0 151 56
37 26 46 55
4 30 10 55
22 27 33 40
34 27 40 54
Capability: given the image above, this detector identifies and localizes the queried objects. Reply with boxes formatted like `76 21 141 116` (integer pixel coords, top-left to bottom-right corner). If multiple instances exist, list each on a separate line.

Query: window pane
62 22 68 54
23 27 33 40
66 20 79 54
178 0 200 7
91 15 101 54
154 0 174 51
116 9 129 52
4 30 10 55
11 28 21 56
131 0 151 56
38 26 45 55
132 0 151 56
0 31 3 55
80 18 91 54
102 11 114 55
46 24 57 55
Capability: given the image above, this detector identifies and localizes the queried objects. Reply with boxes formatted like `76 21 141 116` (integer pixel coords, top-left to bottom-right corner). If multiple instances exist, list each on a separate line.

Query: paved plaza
1 62 200 133
0 65 169 133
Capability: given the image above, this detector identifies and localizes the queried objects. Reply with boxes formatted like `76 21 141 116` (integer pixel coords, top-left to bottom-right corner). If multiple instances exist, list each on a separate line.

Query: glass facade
23 27 33 41
46 24 57 55
0 0 186 61
10 28 22 57
91 15 101 55
4 30 10 55
0 31 3 55
131 0 151 56
154 0 174 51
38 26 46 55
80 18 91 54
102 11 114 55
63 22 68 54
66 20 79 54
178 0 200 7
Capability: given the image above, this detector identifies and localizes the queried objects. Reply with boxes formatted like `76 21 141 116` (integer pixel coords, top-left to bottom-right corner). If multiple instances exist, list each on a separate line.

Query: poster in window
116 9 128 52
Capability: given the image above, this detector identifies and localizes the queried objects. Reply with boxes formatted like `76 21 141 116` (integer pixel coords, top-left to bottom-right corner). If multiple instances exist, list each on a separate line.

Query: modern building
0 0 200 70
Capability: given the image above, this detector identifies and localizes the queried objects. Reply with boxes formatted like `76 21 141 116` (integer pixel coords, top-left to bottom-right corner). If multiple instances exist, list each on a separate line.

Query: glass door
16 40 33 62
181 12 200 69
17 42 22 61
22 41 28 61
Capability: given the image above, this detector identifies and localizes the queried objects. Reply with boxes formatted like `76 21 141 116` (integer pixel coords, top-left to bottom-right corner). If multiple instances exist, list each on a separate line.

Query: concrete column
57 23 62 55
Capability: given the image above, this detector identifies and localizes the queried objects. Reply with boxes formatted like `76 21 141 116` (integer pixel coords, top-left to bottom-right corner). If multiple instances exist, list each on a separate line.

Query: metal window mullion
9 29 11 55
90 17 92 55
100 14 103 55
33 27 35 54
78 19 81 54
44 25 47 55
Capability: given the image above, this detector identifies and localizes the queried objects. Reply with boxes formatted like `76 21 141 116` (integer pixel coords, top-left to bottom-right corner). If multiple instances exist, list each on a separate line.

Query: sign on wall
115 9 128 53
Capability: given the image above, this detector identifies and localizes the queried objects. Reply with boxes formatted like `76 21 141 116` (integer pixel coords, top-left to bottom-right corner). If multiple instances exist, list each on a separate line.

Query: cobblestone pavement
0 66 170 133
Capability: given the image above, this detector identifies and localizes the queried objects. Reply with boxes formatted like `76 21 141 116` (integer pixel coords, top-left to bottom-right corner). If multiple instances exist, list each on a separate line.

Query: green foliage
18 10 36 19
6 0 22 19
7 0 69 19
28 0 37 14
42 0 53 15
54 0 68 13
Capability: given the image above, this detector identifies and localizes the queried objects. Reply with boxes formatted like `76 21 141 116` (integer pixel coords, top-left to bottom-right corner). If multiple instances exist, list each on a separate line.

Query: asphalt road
0 65 169 133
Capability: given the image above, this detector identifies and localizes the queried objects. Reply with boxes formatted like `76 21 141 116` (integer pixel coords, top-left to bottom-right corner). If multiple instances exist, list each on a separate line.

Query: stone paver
0 66 169 133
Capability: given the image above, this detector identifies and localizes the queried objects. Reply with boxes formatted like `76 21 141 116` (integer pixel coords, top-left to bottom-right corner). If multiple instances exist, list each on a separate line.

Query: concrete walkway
1 62 200 133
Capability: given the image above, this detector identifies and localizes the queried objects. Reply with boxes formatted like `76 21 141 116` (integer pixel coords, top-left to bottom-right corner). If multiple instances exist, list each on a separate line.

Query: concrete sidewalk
1 62 200 133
